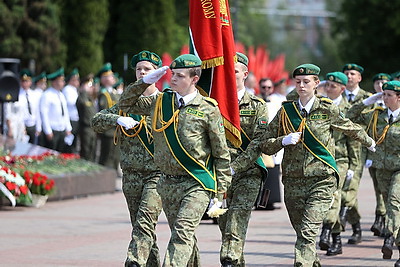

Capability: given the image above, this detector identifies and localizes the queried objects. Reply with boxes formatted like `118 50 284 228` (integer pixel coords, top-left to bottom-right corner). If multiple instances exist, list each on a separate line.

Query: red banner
189 0 241 147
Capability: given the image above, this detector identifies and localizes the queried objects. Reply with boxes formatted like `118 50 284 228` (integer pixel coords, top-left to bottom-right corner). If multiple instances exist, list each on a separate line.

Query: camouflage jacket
118 80 231 195
347 102 400 171
342 87 371 104
91 102 158 173
333 97 360 171
231 96 373 178
228 91 269 163
98 87 120 137
76 91 97 127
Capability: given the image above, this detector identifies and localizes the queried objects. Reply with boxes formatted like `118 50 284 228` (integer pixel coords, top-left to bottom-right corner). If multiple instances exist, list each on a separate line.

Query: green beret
170 54 202 69
32 72 47 83
292 64 320 77
113 76 124 89
47 67 64 81
390 71 400 80
326 71 348 85
66 68 79 82
342 63 364 74
236 52 248 67
20 69 32 81
382 81 400 92
130 50 162 69
96 63 113 78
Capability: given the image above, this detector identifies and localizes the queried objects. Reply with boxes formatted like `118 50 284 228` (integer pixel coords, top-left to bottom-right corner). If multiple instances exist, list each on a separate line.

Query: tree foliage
0 0 65 73
332 0 400 84
61 0 109 76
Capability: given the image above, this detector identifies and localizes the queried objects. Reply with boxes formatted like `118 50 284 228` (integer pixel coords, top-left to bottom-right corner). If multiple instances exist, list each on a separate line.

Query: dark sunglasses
261 86 272 89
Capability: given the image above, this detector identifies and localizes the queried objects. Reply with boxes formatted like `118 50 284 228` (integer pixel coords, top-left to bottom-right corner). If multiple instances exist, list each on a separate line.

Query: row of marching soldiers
4 64 123 170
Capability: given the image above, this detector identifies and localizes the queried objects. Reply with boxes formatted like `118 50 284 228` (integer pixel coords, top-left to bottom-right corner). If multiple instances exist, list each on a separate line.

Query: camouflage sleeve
231 108 283 173
346 135 361 171
330 104 372 147
346 101 369 125
118 79 154 115
207 106 231 198
91 104 120 133
252 101 269 140
98 93 108 111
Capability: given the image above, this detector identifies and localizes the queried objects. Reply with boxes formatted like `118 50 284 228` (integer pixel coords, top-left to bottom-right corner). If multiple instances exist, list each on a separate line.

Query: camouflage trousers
375 169 400 246
341 148 367 225
218 167 262 267
323 161 347 233
283 175 337 267
157 174 210 267
368 167 387 216
122 170 162 267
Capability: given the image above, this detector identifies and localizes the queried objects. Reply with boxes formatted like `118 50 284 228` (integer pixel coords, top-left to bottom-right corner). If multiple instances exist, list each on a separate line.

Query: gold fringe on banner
201 56 224 69
223 118 242 148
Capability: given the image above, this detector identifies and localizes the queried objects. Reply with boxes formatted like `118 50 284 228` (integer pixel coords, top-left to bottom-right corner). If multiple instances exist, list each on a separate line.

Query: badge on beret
171 62 176 68
299 68 304 73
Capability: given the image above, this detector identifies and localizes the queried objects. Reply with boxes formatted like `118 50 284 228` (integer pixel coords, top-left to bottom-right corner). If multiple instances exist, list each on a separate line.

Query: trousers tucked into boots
326 233 342 256
381 235 394 259
348 222 362 244
319 224 332 251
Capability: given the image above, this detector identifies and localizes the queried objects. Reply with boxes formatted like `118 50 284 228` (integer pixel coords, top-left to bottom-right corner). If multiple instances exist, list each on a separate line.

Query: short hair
259 77 272 87
188 66 202 78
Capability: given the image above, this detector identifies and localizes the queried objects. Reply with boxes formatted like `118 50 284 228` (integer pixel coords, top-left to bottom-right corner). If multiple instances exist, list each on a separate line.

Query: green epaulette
204 97 218 106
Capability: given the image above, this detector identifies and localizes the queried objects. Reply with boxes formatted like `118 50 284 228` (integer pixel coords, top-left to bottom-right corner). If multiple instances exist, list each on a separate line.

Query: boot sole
319 241 330 251
381 245 393 259
370 227 381 236
326 250 343 256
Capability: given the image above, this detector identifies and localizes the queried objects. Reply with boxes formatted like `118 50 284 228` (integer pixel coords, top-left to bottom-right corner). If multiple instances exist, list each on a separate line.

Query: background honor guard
62 68 80 153
218 53 269 267
366 73 392 237
231 64 376 267
97 63 119 169
92 50 163 267
118 54 231 267
39 68 73 153
318 72 360 256
339 63 372 245
346 81 400 266
76 74 97 162
32 71 47 94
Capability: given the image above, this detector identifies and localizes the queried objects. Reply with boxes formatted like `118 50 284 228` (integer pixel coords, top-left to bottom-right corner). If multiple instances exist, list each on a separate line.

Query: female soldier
347 80 400 266
231 63 375 266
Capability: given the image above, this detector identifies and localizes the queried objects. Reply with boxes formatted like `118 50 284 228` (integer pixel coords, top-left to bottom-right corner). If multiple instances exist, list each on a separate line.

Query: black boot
339 206 349 230
370 214 384 236
221 260 233 267
395 246 400 267
380 217 388 237
381 234 394 259
348 222 362 244
319 224 332 251
327 233 343 256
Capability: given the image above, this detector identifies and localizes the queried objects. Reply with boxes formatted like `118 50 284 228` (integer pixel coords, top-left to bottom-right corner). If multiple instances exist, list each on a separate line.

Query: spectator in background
63 68 80 153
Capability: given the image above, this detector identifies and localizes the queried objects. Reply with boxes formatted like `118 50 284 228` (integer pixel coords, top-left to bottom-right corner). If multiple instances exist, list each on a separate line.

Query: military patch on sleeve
240 110 256 116
186 107 205 118
259 118 268 125
218 120 225 133
310 114 329 120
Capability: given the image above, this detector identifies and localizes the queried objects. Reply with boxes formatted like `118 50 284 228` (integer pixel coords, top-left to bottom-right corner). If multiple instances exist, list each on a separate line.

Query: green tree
61 0 109 76
332 0 400 86
104 0 182 84
0 0 65 72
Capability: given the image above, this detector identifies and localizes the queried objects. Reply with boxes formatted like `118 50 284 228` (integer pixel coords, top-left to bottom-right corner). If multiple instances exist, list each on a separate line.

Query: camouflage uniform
119 80 231 267
323 97 359 233
218 91 268 266
76 90 97 162
91 102 162 267
347 102 400 246
231 96 373 266
340 88 372 226
97 87 120 169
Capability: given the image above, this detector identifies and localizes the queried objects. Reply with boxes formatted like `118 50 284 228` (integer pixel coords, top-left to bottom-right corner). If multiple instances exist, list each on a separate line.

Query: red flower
5 181 16 191
20 185 29 195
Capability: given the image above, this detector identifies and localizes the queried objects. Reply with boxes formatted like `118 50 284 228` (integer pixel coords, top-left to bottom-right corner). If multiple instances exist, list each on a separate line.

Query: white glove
64 134 74 146
362 92 383 106
365 159 373 168
346 170 354 180
282 132 302 146
367 137 376 152
117 117 139 130
142 66 169 84
208 198 223 209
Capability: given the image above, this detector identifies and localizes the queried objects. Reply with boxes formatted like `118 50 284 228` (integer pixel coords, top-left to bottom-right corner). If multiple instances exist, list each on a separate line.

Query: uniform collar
331 95 343 106
298 95 316 113
388 107 400 120
176 90 198 106
345 87 360 97
237 88 246 102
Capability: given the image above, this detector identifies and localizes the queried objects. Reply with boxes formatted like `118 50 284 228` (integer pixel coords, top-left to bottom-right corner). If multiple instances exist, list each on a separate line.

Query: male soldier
340 63 372 245
62 68 80 153
92 50 164 267
318 72 360 256
97 63 119 169
40 68 73 153
218 53 268 267
18 69 42 144
367 73 391 237
118 54 231 267
32 71 47 94
76 74 97 162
